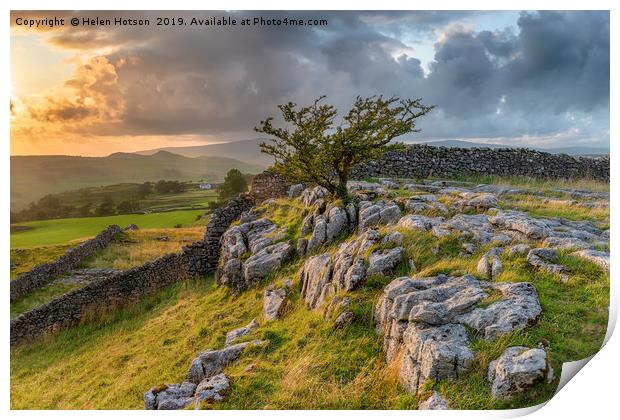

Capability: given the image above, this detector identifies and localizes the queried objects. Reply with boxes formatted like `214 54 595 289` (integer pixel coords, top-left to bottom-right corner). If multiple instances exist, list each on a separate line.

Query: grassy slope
10 185 610 410
10 210 206 248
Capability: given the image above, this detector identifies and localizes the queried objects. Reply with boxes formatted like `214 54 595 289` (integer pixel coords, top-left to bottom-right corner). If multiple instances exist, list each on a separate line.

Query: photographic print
8 7 611 412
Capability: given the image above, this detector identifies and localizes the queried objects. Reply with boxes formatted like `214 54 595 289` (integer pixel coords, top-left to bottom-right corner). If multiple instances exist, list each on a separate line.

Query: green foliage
95 196 116 216
218 169 249 200
256 95 434 199
154 180 186 194
137 182 153 198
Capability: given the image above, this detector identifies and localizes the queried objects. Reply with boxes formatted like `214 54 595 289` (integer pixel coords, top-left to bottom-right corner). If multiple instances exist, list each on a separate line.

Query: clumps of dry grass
83 227 204 270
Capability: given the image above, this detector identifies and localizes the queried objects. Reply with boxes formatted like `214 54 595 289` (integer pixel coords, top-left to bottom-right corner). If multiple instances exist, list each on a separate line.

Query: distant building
199 183 213 190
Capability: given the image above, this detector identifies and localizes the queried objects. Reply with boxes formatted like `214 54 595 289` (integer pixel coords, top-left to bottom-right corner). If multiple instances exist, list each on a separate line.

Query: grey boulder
488 346 553 399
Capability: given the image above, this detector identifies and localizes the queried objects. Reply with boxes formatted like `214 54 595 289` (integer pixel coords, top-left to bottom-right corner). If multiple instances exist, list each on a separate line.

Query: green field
10 210 206 248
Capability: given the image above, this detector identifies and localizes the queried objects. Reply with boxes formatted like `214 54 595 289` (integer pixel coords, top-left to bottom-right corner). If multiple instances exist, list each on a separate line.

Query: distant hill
136 138 274 167
409 140 609 156
11 151 264 211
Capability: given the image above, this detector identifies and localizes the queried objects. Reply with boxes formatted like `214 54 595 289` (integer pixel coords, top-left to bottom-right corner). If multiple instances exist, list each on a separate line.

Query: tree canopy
256 95 434 199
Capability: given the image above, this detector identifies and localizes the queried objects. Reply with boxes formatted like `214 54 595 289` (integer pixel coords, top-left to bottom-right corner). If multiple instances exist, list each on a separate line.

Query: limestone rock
507 244 531 256
461 242 477 255
358 201 401 231
144 382 196 410
489 211 552 239
476 247 503 280
264 287 287 320
399 323 474 392
542 236 592 251
465 193 498 211
488 346 553 399
287 183 304 198
571 249 610 272
300 229 382 310
456 282 542 339
225 319 258 346
303 204 354 254
367 247 403 276
218 217 291 291
397 215 443 232
333 311 354 329
194 373 230 408
243 242 293 288
526 248 567 276
187 341 260 384
404 194 448 215
375 274 542 391
381 231 404 246
300 186 330 206
419 391 449 410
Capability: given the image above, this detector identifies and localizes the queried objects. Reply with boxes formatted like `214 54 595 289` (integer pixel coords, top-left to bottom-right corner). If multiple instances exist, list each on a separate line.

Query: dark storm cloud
12 10 609 147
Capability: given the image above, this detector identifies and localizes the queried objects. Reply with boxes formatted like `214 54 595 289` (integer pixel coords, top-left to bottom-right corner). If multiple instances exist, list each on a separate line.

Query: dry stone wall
10 224 122 302
10 252 192 345
249 170 288 203
351 145 609 181
10 192 261 345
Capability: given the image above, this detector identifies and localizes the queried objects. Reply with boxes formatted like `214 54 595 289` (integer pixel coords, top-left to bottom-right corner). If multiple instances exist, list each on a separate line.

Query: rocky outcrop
287 183 304 198
301 229 402 310
398 214 444 232
403 194 448 215
488 346 553 399
358 200 401 231
217 215 292 292
299 203 355 255
10 224 122 301
375 275 541 391
419 391 449 410
299 186 329 207
144 382 197 410
146 338 264 410
187 340 264 384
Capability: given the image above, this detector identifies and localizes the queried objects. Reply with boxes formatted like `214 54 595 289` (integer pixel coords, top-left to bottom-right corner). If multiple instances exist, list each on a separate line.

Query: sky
10 10 610 156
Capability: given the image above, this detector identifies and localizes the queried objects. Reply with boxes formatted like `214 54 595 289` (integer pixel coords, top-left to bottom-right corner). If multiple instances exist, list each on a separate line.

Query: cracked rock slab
300 229 382 310
488 346 553 399
375 275 542 391
399 323 474 392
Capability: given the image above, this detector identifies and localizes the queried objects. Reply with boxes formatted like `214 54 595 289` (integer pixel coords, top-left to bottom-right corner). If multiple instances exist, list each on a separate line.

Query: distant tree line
11 179 189 223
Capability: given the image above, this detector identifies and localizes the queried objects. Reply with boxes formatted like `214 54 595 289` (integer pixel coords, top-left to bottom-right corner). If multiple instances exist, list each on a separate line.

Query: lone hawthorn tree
256 95 434 200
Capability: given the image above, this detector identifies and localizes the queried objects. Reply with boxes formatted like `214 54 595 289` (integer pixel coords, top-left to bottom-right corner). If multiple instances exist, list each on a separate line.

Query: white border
2 2 617 419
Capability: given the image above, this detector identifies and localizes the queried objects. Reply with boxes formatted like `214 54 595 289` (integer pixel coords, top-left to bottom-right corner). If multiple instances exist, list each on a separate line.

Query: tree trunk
335 172 349 201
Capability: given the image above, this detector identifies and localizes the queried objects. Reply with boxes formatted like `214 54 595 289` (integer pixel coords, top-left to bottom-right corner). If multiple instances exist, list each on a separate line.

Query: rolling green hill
11 151 265 211
10 210 207 248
